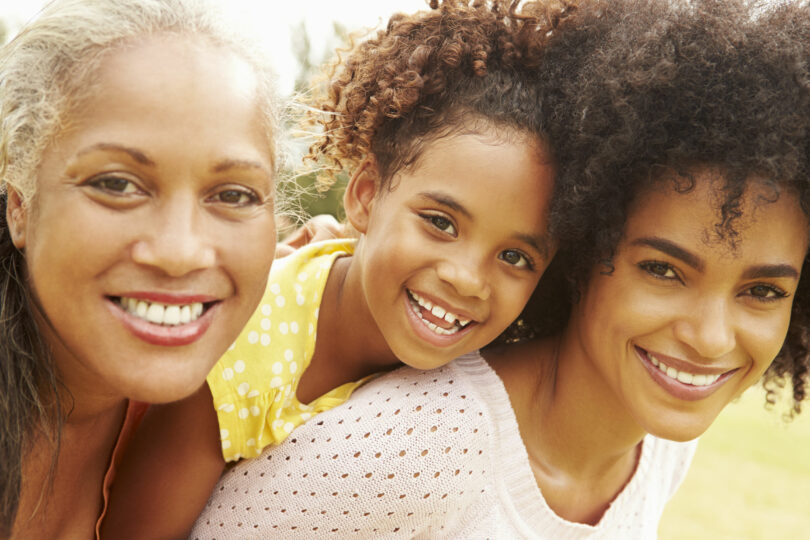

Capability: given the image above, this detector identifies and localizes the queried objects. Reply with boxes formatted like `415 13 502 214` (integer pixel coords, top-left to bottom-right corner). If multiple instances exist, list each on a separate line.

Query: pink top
94 400 149 539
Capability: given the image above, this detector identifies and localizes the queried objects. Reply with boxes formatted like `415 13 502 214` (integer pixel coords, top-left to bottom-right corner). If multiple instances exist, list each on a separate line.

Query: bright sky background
1 0 427 94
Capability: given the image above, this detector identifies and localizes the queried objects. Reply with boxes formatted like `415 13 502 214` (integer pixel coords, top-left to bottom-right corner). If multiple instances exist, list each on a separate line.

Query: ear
5 187 28 249
343 157 381 234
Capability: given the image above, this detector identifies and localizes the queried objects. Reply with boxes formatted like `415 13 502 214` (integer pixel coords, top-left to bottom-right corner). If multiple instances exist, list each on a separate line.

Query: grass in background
659 386 810 539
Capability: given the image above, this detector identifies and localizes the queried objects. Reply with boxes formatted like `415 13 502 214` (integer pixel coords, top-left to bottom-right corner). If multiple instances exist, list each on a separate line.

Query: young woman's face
573 173 808 441
7 36 277 403
352 131 556 370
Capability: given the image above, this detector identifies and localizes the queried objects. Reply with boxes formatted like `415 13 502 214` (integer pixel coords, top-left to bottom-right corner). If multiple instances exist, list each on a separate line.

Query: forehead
626 174 809 264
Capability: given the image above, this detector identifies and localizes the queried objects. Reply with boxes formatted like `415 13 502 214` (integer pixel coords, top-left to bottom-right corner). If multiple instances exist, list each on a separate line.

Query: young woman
0 0 282 536
190 0 810 537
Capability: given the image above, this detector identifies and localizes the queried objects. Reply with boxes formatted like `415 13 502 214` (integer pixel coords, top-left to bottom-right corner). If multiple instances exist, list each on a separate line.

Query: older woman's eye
211 188 259 206
88 175 141 195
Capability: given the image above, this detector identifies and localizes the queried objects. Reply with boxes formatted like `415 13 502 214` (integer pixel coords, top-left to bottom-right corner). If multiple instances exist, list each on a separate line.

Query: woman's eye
499 249 533 270
212 189 259 206
640 261 677 280
424 214 456 236
88 175 140 195
747 284 788 300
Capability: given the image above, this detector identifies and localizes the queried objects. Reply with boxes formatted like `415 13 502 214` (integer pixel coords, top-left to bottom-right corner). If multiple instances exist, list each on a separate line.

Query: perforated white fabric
191 352 696 539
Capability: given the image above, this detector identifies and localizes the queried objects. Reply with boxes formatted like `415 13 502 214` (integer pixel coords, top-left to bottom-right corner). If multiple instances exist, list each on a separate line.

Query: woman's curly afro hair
525 0 810 414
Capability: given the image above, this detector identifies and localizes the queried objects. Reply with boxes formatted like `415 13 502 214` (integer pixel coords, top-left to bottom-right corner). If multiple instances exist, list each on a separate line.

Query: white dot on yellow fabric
275 408 283 419
246 438 255 446
272 361 283 375
297 295 305 306
269 283 281 295
239 408 249 419
222 440 231 450
298 272 308 281
220 429 229 439
314 308 320 318
274 392 283 403
261 304 271 316
237 382 250 396
250 406 261 416
247 390 260 398
290 321 299 334
283 422 295 433
260 318 271 331
247 331 259 344
222 368 234 381
284 349 294 362
272 419 284 430
276 296 286 307
233 360 245 373
260 333 271 346
290 361 298 374
309 323 314 335
294 283 303 293
270 376 283 388
279 322 289 335
300 412 311 421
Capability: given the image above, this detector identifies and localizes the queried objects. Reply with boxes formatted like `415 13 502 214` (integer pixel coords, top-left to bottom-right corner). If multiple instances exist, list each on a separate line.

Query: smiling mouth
111 296 214 326
406 290 473 336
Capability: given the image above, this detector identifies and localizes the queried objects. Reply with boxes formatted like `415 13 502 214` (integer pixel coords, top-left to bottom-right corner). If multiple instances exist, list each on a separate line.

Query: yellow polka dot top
207 239 364 461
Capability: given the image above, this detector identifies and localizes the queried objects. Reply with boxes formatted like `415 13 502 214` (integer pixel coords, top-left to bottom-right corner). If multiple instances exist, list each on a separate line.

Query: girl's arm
101 384 223 539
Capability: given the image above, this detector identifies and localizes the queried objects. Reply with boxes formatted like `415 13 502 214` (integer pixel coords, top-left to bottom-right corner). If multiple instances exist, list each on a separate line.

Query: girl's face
349 131 556 370
573 173 808 441
6 36 277 404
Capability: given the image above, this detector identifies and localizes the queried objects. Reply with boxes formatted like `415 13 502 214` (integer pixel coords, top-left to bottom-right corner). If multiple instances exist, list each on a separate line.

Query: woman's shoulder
192 354 512 538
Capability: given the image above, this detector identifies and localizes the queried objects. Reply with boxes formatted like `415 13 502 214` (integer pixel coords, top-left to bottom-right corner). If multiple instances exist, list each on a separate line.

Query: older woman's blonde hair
0 0 283 204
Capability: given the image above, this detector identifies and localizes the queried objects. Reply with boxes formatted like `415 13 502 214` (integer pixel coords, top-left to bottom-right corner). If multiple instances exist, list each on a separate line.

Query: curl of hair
0 0 283 531
307 0 576 187
526 0 810 414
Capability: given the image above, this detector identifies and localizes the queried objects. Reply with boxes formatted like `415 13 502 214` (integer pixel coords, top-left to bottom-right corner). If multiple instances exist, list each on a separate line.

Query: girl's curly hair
525 0 810 414
307 0 575 187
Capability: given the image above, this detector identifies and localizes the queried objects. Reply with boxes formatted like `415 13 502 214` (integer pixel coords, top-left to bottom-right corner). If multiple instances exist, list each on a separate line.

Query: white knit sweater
191 352 697 539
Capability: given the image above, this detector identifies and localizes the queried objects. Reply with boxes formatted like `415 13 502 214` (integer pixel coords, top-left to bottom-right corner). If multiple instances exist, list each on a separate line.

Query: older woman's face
6 36 277 403
571 174 807 441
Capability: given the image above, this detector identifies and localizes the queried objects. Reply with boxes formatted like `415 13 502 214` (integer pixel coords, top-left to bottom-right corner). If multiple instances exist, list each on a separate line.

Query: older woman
0 0 282 536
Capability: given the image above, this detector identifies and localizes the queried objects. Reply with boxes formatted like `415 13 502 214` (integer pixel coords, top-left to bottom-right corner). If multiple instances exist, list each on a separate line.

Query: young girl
104 1 569 536
190 0 810 537
0 0 282 537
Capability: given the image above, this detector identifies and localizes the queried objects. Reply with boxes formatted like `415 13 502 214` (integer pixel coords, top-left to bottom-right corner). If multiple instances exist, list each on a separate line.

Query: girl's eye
746 284 788 301
87 175 141 195
211 188 259 206
422 214 457 236
499 249 534 270
640 261 678 280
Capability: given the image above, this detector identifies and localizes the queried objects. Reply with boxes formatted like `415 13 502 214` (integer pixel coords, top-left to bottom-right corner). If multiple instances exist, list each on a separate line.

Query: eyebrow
418 191 471 219
741 264 799 280
631 236 800 280
211 159 273 178
417 191 551 259
77 143 155 166
630 237 704 271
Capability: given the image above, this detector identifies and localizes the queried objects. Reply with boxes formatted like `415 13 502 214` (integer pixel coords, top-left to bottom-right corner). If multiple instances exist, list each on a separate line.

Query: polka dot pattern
206 240 368 462
192 353 698 539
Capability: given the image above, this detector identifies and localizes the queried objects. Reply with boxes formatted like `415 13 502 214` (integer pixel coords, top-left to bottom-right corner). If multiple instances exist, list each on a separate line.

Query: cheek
740 312 793 372
221 214 277 295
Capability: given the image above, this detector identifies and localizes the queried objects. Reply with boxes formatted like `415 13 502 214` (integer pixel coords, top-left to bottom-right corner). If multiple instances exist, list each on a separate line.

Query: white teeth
118 297 206 326
407 291 474 337
145 303 165 324
648 352 721 387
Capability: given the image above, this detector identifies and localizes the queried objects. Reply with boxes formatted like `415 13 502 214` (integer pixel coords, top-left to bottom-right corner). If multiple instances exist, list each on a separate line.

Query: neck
298 252 400 403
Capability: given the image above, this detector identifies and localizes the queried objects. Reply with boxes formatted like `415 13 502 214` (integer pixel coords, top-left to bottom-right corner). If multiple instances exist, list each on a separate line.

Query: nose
435 256 491 301
672 296 736 359
131 195 216 277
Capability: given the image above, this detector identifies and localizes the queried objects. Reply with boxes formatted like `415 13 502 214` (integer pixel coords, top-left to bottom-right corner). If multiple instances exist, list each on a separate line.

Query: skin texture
6 35 277 539
490 174 808 525
298 130 557 401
